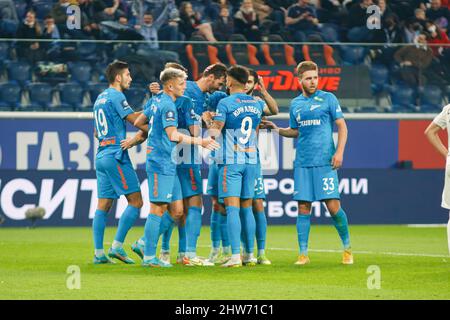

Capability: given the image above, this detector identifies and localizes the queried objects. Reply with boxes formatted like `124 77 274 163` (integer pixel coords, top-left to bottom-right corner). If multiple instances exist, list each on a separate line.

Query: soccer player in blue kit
181 64 228 265
131 67 218 267
263 61 353 265
92 61 147 264
209 66 265 267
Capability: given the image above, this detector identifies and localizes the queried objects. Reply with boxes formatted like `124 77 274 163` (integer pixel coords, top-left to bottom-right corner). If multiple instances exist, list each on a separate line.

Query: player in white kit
425 104 450 255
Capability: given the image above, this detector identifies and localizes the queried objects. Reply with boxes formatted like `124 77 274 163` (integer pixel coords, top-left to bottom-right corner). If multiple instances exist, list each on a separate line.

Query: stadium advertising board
254 65 372 99
0 169 445 227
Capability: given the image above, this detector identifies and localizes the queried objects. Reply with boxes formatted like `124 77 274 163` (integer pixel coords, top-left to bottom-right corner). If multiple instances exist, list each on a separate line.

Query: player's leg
206 163 225 261
93 198 115 264
107 160 142 264
93 157 117 264
176 210 187 263
315 166 352 264
447 211 450 255
293 167 314 265
142 172 176 267
240 164 258 266
219 164 244 267
324 199 353 264
253 199 270 265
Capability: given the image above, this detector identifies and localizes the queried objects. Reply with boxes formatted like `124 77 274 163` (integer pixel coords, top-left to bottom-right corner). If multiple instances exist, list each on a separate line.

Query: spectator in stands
16 9 45 63
158 6 185 51
317 0 349 24
135 3 180 65
404 8 427 43
0 0 18 37
41 15 62 61
233 0 262 41
51 0 95 39
132 0 167 26
393 32 434 86
179 1 217 41
286 0 322 42
389 0 427 21
370 14 405 66
347 0 375 42
266 0 294 26
212 6 235 41
92 0 126 22
78 0 101 38
426 21 450 57
427 0 450 31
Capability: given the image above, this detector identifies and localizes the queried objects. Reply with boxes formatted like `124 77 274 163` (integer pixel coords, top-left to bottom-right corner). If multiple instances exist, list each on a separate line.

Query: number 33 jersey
93 87 134 160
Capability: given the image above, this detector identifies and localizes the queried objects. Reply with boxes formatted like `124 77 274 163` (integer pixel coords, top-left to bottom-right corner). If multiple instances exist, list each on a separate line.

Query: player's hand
120 138 134 150
331 152 343 170
201 137 220 151
258 76 267 93
260 119 278 130
149 82 161 94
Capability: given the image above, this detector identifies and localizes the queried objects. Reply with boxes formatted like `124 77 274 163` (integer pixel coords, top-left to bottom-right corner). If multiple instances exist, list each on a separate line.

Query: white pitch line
197 245 449 259
407 224 446 228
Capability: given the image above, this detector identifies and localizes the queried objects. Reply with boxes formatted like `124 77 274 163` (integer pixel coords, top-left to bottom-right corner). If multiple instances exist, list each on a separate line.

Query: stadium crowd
0 0 450 112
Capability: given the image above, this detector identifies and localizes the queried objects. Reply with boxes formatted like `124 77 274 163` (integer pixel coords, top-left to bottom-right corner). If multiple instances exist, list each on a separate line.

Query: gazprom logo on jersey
298 119 321 127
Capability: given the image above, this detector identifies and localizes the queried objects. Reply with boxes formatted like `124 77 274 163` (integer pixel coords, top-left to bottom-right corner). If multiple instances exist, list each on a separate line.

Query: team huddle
91 59 353 268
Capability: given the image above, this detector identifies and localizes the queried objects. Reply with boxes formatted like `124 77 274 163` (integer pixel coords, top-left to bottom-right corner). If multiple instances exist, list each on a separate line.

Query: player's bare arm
258 76 279 115
261 119 299 138
133 113 149 132
125 112 144 126
120 130 148 150
332 118 348 170
165 126 219 150
208 119 225 140
425 122 448 158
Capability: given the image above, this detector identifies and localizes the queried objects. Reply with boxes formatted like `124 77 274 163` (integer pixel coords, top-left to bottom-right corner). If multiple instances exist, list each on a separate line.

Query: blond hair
296 61 318 77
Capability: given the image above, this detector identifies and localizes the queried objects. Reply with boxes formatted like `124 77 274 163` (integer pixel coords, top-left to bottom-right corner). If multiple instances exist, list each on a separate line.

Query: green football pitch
0 225 448 300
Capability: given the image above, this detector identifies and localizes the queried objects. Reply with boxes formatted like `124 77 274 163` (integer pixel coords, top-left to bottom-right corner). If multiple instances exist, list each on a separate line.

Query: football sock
111 240 122 249
254 210 267 252
297 214 311 255
138 236 145 246
160 212 175 252
144 214 162 258
447 211 450 255
240 207 256 254
178 224 186 254
93 209 108 255
210 211 221 249
226 206 242 255
114 205 139 244
220 213 230 248
331 208 351 249
186 206 202 257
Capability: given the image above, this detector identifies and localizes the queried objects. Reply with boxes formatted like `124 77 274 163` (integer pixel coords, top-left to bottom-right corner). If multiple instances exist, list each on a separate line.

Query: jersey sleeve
258 99 270 116
289 103 298 129
207 91 228 112
161 100 178 129
213 100 227 123
433 106 448 129
112 92 134 119
328 93 344 121
183 98 199 127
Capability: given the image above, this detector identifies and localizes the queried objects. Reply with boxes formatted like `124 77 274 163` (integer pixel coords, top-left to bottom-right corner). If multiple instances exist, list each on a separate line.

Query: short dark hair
247 68 258 81
105 60 129 84
227 65 249 85
202 63 227 79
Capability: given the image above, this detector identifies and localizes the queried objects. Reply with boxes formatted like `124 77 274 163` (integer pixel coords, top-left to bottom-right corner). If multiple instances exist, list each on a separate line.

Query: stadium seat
0 42 9 74
389 85 417 112
33 1 53 20
55 82 84 111
0 82 22 110
261 34 296 66
124 87 147 110
88 82 108 105
355 106 380 113
185 34 221 80
340 46 366 65
68 62 92 88
7 61 32 88
445 85 450 103
302 44 338 66
370 64 390 94
225 34 259 66
418 85 443 112
320 23 340 43
14 1 28 19
77 42 100 62
26 82 54 110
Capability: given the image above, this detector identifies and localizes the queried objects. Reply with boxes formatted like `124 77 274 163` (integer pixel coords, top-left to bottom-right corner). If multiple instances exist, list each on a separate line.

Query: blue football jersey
184 80 206 117
93 87 134 160
289 90 344 167
214 93 264 165
144 92 178 175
